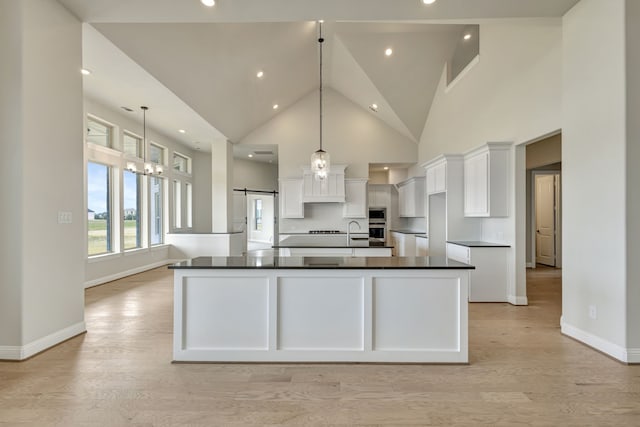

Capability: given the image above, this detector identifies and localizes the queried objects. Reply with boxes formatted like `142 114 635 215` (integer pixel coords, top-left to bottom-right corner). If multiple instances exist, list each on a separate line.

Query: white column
211 139 234 232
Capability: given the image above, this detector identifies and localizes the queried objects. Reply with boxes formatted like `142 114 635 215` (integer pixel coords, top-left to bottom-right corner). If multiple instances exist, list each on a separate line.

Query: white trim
627 349 640 364
561 318 629 363
508 295 528 306
445 54 480 93
150 243 170 252
84 259 177 289
0 346 22 360
526 262 534 268
87 252 121 264
0 322 86 361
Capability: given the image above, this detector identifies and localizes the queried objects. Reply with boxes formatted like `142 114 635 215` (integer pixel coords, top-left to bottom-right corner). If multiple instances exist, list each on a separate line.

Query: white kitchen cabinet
463 143 510 217
416 236 429 256
389 231 417 256
279 179 304 219
368 184 391 208
343 179 368 218
301 165 346 203
425 161 447 195
279 247 392 257
446 242 509 302
397 177 425 218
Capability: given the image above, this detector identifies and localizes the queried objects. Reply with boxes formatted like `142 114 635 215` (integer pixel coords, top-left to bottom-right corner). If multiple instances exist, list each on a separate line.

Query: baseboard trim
526 262 533 268
561 318 630 363
0 321 86 361
626 348 640 364
84 259 180 288
508 295 528 306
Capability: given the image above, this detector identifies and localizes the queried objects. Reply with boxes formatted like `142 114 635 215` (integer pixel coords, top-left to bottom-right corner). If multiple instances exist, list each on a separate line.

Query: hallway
1 267 638 425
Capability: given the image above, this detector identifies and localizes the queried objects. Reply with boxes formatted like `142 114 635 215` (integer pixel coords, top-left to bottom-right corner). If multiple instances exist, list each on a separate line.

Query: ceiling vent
253 150 274 155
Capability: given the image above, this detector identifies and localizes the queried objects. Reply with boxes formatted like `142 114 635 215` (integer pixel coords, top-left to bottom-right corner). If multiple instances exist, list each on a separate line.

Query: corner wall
0 0 86 359
562 0 629 359
419 20 562 162
626 0 640 358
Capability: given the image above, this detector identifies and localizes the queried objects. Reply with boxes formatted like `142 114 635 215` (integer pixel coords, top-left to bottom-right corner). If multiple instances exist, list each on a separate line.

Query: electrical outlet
588 305 597 320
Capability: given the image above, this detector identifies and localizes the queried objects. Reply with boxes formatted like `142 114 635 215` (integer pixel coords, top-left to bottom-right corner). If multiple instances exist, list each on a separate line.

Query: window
149 143 165 165
150 177 164 245
174 180 182 228
186 182 193 228
87 117 113 148
87 162 112 255
173 152 191 174
254 199 263 231
123 132 142 158
123 170 141 250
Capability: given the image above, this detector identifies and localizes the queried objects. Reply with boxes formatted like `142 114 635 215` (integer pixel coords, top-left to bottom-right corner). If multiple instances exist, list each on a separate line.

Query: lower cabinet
389 232 417 257
416 237 429 256
446 243 509 302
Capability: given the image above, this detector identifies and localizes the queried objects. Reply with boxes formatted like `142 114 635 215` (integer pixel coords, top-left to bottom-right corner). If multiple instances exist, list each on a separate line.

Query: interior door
536 175 556 266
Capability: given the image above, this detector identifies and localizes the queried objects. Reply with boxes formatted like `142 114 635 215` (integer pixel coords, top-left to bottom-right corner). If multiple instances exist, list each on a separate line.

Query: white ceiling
66 0 580 156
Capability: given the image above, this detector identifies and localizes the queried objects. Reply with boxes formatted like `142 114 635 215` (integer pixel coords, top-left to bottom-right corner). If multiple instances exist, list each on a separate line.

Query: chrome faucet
347 220 361 243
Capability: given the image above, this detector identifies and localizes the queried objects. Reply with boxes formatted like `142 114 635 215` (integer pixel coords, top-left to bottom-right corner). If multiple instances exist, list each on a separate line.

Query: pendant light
126 106 163 176
310 21 330 181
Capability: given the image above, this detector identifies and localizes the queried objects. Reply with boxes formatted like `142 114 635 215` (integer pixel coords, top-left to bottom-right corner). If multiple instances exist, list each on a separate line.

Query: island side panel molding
277 277 364 351
173 269 469 363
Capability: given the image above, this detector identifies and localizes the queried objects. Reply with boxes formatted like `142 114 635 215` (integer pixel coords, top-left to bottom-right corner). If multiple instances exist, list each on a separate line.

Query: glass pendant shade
311 148 330 181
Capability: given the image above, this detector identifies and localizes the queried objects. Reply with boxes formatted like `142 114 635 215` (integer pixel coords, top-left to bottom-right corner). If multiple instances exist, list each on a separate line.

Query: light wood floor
1 267 639 426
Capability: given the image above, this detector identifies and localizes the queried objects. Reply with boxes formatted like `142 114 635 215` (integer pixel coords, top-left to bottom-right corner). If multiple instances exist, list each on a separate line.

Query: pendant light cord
318 22 324 152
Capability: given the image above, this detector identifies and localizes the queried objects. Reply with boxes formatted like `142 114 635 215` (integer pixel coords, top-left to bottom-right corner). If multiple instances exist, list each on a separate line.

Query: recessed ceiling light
422 0 436 5
178 129 186 134
256 70 264 78
273 104 279 110
384 166 389 170
248 154 254 158
385 48 393 57
81 68 91 75
201 0 215 7
318 19 324 23
464 34 472 40
369 104 378 112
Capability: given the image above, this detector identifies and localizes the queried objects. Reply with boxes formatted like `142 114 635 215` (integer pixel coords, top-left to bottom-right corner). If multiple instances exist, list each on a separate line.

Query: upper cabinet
279 178 304 219
343 179 368 218
463 143 511 217
397 177 425 218
368 184 391 208
301 165 346 203
425 160 447 195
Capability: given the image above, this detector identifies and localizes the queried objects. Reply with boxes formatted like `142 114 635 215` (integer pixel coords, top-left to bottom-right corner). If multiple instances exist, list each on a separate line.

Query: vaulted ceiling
64 0 580 151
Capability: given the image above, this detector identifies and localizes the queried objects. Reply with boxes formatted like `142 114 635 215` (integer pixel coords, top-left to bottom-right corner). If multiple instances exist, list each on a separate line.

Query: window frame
172 151 192 175
87 161 114 257
86 115 115 149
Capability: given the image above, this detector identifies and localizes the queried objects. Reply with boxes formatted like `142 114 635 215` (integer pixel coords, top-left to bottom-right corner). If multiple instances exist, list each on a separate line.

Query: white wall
627 0 640 353
419 20 562 162
233 158 278 191
0 0 86 358
240 88 418 179
0 0 24 348
562 0 628 357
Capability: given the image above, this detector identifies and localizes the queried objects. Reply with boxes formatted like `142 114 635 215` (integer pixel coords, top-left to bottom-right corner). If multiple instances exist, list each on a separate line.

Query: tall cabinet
463 143 511 217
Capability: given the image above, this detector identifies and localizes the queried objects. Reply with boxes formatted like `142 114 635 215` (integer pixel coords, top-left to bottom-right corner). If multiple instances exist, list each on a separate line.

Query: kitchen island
170 256 473 363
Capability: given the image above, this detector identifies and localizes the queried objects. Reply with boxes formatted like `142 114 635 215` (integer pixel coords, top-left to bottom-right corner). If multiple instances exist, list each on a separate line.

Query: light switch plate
58 211 72 224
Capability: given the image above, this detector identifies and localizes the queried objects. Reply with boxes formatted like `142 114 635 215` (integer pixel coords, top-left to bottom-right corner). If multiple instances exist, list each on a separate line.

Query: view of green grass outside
88 219 138 255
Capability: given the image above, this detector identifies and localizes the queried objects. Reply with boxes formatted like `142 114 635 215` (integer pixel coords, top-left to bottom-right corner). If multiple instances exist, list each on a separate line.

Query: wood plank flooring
1 266 639 426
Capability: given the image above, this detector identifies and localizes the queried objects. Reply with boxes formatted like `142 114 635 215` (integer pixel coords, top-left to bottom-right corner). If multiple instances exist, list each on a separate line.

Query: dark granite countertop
389 229 427 235
447 241 511 248
169 256 475 270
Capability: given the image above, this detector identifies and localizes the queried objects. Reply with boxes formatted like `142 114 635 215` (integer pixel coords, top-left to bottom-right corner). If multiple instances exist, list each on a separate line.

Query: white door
536 175 556 266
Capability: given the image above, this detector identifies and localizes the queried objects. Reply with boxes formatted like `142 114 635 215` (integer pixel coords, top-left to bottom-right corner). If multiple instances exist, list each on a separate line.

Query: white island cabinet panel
374 277 461 351
172 261 471 363
183 277 269 350
278 277 364 350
